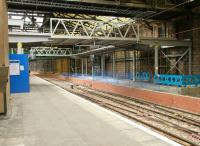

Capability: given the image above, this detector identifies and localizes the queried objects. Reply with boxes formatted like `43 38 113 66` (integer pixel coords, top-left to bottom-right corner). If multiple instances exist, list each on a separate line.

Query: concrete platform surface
0 76 179 146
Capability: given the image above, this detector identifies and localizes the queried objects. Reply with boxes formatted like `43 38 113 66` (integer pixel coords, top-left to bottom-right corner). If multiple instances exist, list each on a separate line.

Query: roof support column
154 45 159 75
92 62 94 80
112 52 115 78
75 59 77 75
0 0 10 115
90 55 95 80
132 50 136 81
124 51 127 79
189 47 192 75
0 0 8 66
81 58 84 76
101 54 105 77
85 58 88 76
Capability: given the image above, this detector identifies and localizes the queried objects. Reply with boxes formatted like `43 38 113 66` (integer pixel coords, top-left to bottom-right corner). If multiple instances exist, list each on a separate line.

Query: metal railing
136 72 152 81
154 74 200 87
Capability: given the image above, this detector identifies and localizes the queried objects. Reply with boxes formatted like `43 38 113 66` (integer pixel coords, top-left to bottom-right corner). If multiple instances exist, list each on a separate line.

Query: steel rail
66 87 199 146
75 87 200 132
78 86 200 126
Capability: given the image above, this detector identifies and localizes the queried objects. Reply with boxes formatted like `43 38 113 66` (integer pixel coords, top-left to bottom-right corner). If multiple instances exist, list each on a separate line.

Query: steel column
81 59 84 76
112 52 115 78
136 51 140 73
124 51 126 79
75 59 77 75
85 58 88 76
154 45 159 75
189 47 192 75
101 54 105 77
50 17 53 37
92 62 94 80
132 50 136 81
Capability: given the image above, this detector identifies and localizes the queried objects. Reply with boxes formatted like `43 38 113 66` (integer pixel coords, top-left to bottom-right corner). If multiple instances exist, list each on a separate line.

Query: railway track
42 77 200 146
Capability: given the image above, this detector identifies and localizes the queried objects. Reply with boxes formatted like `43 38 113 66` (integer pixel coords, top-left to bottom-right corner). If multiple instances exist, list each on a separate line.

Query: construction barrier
136 72 152 81
154 74 200 87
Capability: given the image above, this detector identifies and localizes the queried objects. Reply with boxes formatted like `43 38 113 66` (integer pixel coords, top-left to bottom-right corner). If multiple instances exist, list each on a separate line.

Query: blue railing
182 75 200 86
154 74 200 87
136 72 152 81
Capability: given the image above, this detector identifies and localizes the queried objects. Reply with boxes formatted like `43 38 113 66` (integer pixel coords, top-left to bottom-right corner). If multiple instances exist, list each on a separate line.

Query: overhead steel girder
59 0 183 11
30 45 116 58
6 0 185 12
50 18 140 42
140 37 192 47
30 47 72 57
6 0 193 19
6 0 155 18
8 32 51 43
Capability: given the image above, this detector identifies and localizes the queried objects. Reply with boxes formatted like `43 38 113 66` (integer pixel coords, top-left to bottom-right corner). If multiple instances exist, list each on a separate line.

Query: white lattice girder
30 47 71 57
50 18 140 41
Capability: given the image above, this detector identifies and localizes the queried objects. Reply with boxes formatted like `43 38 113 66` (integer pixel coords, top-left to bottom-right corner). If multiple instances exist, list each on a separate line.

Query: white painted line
35 76 182 146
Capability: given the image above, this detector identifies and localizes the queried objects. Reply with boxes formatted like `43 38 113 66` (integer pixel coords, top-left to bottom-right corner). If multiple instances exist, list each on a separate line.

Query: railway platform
0 76 179 146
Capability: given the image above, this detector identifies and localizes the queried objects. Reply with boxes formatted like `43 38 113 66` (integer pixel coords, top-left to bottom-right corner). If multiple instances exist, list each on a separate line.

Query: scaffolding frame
160 48 191 75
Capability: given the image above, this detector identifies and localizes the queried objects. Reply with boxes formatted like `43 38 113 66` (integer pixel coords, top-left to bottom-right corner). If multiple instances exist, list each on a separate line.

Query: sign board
20 65 24 71
9 60 20 76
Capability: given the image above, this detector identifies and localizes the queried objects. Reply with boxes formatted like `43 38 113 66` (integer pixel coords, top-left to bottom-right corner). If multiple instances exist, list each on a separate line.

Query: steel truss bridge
9 17 192 57
50 18 139 43
49 18 191 47
30 47 72 57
